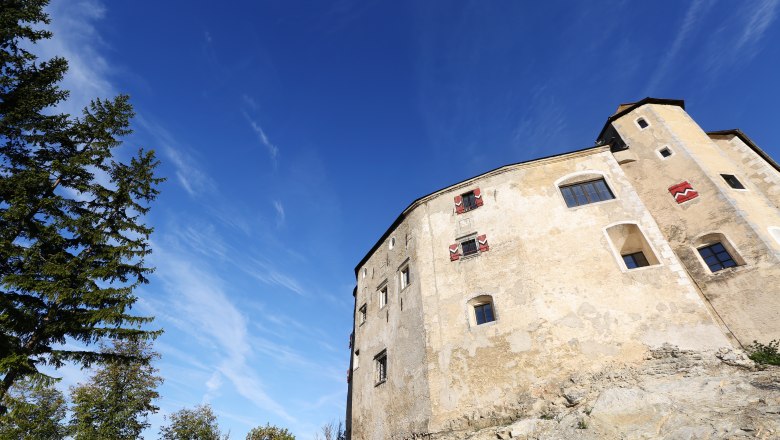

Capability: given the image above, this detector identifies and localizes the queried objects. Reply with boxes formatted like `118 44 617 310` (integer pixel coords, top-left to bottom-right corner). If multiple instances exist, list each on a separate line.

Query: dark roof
596 97 685 142
707 129 780 173
353 145 606 277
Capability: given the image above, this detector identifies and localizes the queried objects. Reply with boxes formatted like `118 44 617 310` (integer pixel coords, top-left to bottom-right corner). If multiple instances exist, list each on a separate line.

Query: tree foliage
0 378 69 440
0 0 163 411
159 404 228 440
69 339 162 439
246 423 295 440
314 421 345 440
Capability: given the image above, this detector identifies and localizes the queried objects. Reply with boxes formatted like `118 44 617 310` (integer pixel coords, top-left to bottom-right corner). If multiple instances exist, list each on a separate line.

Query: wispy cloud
239 257 307 296
152 244 295 422
242 111 280 165
273 200 286 228
241 94 258 110
645 0 713 94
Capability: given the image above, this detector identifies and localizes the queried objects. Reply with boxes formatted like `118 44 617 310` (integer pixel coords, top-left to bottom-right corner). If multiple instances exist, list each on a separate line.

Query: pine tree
69 339 162 440
0 379 69 439
0 0 164 412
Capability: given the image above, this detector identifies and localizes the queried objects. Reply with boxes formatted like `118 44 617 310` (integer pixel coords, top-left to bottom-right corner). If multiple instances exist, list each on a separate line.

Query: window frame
374 350 387 386
358 303 367 325
559 178 616 208
657 146 673 159
474 302 496 325
399 262 410 291
720 174 746 190
461 191 478 212
378 283 388 309
622 251 650 269
697 242 738 273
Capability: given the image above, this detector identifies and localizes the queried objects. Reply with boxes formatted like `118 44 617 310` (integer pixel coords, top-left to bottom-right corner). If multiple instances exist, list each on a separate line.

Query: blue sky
35 0 780 438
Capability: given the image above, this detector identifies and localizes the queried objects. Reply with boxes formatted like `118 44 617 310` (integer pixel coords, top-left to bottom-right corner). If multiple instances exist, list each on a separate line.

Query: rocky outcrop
429 345 780 440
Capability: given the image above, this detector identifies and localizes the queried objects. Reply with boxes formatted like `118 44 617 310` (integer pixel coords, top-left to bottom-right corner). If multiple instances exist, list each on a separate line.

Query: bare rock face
429 346 780 440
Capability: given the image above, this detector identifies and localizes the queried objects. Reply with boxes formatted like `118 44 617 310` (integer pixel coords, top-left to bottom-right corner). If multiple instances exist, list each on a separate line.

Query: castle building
345 98 780 440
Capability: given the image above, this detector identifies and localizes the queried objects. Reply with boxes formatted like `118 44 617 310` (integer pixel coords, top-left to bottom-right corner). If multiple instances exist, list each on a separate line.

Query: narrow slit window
560 178 615 208
721 174 745 190
698 243 737 272
359 304 367 325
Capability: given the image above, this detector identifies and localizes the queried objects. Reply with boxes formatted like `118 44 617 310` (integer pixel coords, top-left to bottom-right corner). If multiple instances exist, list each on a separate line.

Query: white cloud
273 200 286 227
243 111 280 165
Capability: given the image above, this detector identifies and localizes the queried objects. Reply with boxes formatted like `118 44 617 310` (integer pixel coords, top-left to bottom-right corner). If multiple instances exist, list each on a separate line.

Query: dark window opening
359 304 367 325
375 351 387 384
660 147 672 158
462 191 478 212
637 118 649 129
461 238 478 256
721 174 745 190
622 252 650 269
560 178 615 208
474 303 495 325
698 243 737 272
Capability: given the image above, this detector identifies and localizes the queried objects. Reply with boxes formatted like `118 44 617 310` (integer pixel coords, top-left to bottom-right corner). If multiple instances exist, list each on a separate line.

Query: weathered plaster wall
610 103 780 345
414 149 729 436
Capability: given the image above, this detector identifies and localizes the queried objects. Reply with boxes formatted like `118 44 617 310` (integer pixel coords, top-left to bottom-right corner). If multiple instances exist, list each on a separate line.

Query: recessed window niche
605 223 660 271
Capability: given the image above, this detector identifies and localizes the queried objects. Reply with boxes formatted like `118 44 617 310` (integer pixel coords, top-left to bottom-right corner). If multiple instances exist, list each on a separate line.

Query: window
560 178 615 208
353 350 360 370
461 238 478 256
375 350 387 385
698 242 737 272
605 223 660 271
378 285 388 309
637 118 649 129
362 268 367 278
721 174 745 190
389 237 395 249
474 302 495 325
659 147 672 158
622 251 650 269
359 304 367 325
400 265 410 290
454 188 483 213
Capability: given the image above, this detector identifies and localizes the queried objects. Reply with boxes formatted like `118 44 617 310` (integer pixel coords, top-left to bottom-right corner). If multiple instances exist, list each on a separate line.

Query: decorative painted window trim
603 221 662 272
668 181 699 204
691 232 746 273
450 233 490 261
454 188 484 214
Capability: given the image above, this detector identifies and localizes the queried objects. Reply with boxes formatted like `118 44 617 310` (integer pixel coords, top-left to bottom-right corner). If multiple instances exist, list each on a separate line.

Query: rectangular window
560 178 615 208
474 302 495 325
721 174 745 190
353 350 360 370
659 147 672 158
462 191 477 211
622 251 650 269
461 238 478 256
698 243 737 272
378 285 388 309
375 350 387 384
400 265 410 290
359 304 367 325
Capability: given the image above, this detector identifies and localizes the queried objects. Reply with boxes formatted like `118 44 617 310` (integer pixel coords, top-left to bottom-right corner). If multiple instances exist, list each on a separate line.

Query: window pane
698 242 737 272
561 187 577 207
711 243 726 253
484 303 494 323
462 239 478 255
583 183 599 203
572 185 588 205
623 254 638 269
595 180 614 200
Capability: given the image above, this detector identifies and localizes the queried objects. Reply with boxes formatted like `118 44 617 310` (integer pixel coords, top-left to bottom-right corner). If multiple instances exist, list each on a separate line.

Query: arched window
636 117 649 129
604 222 660 270
555 171 616 208
693 232 744 273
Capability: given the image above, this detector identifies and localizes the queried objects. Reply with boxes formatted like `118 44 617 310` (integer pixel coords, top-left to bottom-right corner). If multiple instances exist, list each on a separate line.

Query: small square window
721 174 745 190
378 285 388 309
622 252 650 269
474 302 495 325
461 238 478 256
560 178 615 208
637 118 649 129
359 304 367 325
698 242 737 272
400 266 410 290
659 147 672 158
375 351 387 385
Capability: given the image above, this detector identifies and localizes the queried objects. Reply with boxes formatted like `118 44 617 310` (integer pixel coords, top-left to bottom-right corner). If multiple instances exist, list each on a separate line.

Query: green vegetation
747 340 780 366
159 405 228 440
0 379 69 440
247 424 296 440
0 0 164 412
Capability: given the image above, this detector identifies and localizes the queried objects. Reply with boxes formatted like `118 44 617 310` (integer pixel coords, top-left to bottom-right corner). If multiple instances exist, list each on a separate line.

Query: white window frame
378 282 388 309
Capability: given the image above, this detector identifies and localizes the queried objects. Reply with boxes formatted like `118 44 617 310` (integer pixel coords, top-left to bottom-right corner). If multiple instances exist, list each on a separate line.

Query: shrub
747 340 780 366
